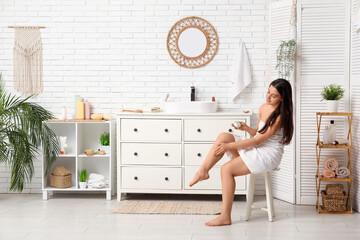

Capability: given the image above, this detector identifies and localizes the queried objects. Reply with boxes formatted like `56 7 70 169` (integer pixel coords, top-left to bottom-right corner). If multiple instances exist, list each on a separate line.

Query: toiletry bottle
328 120 336 143
84 100 90 120
60 106 67 120
76 100 85 120
74 95 83 116
191 86 195 101
323 125 330 144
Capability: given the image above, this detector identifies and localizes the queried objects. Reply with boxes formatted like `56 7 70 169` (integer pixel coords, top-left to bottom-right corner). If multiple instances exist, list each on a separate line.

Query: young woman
189 78 294 226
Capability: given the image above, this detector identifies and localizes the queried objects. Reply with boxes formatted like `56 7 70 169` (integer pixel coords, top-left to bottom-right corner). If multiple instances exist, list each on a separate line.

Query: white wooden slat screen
269 0 296 204
296 0 350 204
269 0 293 80
350 0 360 213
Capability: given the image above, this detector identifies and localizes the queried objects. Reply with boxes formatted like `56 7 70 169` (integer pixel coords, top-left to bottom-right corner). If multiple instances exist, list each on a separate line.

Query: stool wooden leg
264 172 274 222
245 174 256 221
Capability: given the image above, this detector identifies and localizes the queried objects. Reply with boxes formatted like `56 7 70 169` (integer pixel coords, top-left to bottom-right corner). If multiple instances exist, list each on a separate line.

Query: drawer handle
134 152 138 156
164 128 169 133
134 176 138 180
134 128 138 132
197 153 202 157
228 128 233 133
164 153 169 157
197 128 201 132
165 177 169 181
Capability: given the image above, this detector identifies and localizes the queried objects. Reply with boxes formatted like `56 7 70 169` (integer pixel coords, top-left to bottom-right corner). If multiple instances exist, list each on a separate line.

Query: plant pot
100 145 110 155
79 181 87 189
326 100 339 112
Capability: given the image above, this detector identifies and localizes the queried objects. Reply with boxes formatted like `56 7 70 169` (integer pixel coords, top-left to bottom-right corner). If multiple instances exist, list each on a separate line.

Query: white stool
245 168 279 222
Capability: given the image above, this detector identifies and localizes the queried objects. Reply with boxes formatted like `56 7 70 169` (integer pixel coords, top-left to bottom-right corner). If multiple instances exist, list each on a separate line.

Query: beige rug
110 200 222 215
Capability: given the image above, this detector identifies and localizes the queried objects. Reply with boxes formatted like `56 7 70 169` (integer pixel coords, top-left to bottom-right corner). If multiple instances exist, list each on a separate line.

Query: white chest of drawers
117 112 252 201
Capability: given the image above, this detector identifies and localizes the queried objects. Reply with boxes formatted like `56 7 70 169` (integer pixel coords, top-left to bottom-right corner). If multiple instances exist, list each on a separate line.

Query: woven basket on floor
50 166 72 188
321 190 347 212
326 184 343 195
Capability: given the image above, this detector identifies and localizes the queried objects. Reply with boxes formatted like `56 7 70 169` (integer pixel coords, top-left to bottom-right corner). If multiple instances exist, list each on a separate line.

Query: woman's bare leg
205 156 251 226
189 132 240 187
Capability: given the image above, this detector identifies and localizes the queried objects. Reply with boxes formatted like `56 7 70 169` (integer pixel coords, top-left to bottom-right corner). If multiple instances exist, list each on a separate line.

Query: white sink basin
164 101 217 113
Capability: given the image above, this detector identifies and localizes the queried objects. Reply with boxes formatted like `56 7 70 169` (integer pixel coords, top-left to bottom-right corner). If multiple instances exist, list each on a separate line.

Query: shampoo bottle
328 120 336 143
76 100 85 120
74 95 83 116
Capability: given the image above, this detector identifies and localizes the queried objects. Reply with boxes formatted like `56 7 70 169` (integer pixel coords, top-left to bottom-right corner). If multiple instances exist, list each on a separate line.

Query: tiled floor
0 193 359 240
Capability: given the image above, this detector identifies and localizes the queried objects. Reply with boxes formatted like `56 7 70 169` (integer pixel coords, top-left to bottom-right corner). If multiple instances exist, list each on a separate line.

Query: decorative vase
326 100 339 112
79 181 87 189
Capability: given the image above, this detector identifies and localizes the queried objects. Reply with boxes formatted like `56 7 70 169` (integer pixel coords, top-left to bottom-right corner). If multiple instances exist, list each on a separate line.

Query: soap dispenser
328 120 336 143
191 86 195 101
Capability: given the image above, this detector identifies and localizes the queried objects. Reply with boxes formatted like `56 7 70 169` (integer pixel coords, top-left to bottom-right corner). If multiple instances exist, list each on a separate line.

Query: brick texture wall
0 0 270 193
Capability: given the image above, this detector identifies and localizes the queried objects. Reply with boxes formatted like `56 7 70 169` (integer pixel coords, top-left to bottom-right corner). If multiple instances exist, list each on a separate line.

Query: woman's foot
205 214 232 227
189 168 209 187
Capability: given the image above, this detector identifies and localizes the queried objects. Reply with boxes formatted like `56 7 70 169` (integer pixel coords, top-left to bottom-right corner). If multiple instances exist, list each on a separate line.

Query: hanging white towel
229 41 252 101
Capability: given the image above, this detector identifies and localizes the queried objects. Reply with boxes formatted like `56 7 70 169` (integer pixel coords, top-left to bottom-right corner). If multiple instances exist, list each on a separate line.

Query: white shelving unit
42 120 116 200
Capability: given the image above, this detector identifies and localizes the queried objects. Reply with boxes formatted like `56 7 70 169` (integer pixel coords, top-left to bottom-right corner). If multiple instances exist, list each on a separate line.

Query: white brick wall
0 0 270 193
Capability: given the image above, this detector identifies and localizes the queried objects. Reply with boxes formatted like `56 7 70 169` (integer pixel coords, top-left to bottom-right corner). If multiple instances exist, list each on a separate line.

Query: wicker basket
50 166 72 188
321 190 347 212
326 184 343 195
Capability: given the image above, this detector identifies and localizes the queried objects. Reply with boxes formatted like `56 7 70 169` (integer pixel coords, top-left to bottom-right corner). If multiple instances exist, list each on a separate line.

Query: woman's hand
232 121 248 131
214 143 232 156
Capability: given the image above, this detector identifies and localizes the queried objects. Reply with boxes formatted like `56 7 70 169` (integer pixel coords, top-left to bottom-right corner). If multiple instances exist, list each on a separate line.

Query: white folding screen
269 0 296 204
296 0 350 204
350 0 360 212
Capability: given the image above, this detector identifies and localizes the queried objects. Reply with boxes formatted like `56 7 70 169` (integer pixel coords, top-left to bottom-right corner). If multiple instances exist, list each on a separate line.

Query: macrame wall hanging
9 26 45 97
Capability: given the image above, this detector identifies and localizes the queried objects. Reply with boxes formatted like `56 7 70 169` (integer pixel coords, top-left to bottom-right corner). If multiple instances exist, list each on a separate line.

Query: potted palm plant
321 84 345 112
0 74 59 191
79 169 88 189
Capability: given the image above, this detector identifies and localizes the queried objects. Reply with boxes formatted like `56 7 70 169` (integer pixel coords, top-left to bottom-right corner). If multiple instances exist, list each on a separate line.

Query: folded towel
87 173 109 189
323 168 335 178
229 41 252 101
88 180 109 189
323 156 339 171
88 173 105 184
336 167 350 178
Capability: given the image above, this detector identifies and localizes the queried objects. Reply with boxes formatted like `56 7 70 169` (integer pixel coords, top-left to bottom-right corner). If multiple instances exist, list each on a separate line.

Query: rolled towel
336 167 350 178
323 168 335 178
323 157 339 171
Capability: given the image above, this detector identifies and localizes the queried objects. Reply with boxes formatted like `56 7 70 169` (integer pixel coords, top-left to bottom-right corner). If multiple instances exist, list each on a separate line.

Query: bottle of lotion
328 120 336 143
84 100 90 120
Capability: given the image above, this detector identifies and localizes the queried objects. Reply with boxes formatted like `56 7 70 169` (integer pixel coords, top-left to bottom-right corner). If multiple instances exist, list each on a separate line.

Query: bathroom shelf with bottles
315 112 353 214
42 120 115 200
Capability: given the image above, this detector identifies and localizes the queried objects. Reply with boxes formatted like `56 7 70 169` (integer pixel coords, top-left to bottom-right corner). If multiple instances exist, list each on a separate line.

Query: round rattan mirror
167 16 218 69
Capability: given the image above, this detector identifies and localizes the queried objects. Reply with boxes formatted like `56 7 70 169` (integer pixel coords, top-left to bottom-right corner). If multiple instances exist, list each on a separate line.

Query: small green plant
321 84 345 101
100 132 110 146
79 169 88 182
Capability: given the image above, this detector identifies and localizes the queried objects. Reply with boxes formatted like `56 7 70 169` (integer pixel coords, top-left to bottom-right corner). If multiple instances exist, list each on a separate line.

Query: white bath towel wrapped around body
226 120 284 174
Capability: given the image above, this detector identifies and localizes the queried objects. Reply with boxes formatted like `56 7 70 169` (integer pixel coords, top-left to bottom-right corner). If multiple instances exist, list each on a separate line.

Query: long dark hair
259 78 294 145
